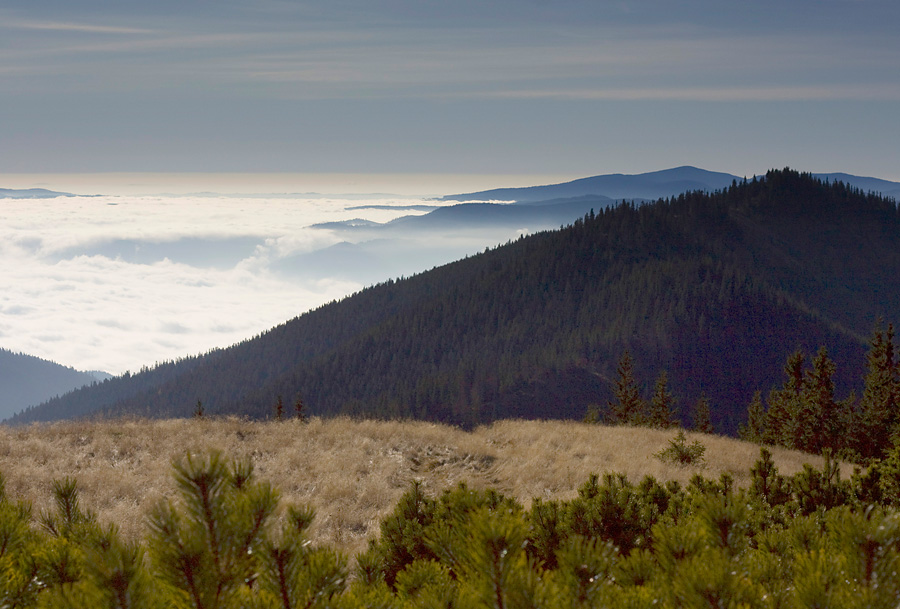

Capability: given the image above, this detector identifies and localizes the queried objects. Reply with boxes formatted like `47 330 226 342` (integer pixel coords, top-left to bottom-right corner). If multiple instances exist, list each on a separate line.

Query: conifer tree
647 371 678 429
691 393 714 434
257 506 348 609
874 434 900 503
446 507 535 609
605 351 645 425
148 452 280 608
748 447 790 506
0 481 44 605
855 322 899 460
294 396 306 422
582 404 601 424
765 350 805 447
738 391 766 444
801 347 840 454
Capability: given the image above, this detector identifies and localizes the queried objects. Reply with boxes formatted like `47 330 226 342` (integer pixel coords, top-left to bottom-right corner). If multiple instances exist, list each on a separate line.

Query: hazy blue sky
2 0 899 180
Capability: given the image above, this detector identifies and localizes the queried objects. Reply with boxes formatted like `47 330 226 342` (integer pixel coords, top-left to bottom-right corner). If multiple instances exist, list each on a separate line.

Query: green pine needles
740 322 900 462
3 446 900 607
655 431 707 467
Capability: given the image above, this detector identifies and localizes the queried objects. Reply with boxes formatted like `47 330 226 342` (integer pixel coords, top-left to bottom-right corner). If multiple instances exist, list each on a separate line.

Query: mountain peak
441 166 743 203
441 166 900 205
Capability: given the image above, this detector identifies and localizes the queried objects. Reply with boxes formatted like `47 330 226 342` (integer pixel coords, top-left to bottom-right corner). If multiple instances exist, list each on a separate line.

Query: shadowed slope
12 169 900 433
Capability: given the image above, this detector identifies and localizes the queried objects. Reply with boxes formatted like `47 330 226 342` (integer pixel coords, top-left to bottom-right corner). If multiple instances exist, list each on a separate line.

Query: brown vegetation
0 417 849 557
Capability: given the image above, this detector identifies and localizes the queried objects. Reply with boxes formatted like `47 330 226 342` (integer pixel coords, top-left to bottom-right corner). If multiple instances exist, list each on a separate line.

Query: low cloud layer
1 192 522 375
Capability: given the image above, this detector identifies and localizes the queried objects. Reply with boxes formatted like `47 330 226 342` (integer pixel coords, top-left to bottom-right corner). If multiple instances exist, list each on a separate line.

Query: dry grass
0 417 853 557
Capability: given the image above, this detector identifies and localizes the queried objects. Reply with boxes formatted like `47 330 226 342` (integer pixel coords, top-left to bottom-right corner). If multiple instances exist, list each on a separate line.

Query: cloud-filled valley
0 181 590 418
0 190 538 376
4 165 899 380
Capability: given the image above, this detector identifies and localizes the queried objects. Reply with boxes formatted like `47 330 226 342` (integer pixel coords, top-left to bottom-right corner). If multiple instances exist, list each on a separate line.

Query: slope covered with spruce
12 169 900 432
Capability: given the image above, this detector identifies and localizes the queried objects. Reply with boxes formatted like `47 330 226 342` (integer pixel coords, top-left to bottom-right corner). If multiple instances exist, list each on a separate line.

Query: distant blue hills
299 166 900 283
441 166 900 203
814 173 900 200
0 187 76 199
0 349 110 421
4 167 898 202
317 167 900 238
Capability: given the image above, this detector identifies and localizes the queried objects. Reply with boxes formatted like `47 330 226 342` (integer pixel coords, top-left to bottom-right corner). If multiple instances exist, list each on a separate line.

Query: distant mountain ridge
441 166 744 202
12 169 900 434
441 166 900 203
0 349 109 420
298 167 900 285
0 187 76 199
814 173 900 199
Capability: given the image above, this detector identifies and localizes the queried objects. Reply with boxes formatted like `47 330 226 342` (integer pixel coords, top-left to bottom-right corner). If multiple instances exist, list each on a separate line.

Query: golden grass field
0 417 851 557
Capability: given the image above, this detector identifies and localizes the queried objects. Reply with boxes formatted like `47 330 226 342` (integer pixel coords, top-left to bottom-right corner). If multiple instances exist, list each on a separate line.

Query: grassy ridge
0 417 848 557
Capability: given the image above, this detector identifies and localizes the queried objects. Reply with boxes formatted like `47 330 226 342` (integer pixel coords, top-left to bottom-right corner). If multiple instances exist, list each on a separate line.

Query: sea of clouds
0 192 524 376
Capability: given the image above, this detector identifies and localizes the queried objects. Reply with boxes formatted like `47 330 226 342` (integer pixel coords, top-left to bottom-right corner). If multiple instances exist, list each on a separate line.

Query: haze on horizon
0 172 584 199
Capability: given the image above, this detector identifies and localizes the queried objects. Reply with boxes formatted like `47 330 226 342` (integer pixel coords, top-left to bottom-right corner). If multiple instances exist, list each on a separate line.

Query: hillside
0 187 76 199
0 417 847 556
12 169 900 432
440 165 900 203
441 166 740 202
0 348 108 420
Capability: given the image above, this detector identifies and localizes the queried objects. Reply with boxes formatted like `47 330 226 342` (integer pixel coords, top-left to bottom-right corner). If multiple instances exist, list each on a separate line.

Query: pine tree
738 391 766 444
801 347 840 454
748 447 790 506
606 351 645 425
691 393 714 434
765 350 805 447
647 371 678 429
147 451 281 607
582 404 601 424
854 322 899 460
294 396 306 422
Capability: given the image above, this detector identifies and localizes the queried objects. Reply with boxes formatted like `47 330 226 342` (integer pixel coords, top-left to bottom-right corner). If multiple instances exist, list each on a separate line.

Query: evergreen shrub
655 431 706 467
0 445 899 607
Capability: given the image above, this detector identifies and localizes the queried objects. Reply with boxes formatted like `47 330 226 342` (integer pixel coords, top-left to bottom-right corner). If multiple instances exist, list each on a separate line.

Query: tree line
592 321 899 463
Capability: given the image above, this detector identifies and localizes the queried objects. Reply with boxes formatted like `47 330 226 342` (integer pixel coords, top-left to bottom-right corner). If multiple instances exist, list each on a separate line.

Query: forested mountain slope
12 169 900 432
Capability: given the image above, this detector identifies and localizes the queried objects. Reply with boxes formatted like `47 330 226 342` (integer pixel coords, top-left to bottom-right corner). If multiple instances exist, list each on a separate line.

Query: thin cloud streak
3 18 155 35
3 13 895 100
2 32 269 61
0 1 897 179
179 31 900 90
482 84 900 103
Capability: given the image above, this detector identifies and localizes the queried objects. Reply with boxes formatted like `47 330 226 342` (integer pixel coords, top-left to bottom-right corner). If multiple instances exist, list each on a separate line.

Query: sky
2 0 899 180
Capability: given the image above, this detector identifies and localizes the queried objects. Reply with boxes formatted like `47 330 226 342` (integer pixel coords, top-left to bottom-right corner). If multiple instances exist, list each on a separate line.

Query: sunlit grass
0 417 849 557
